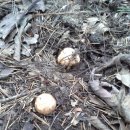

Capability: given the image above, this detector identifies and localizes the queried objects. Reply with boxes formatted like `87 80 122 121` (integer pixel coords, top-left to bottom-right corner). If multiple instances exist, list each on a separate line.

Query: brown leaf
0 68 14 79
88 116 111 130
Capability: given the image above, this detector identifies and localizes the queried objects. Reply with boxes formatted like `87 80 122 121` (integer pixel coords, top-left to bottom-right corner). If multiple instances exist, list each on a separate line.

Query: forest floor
1 0 130 130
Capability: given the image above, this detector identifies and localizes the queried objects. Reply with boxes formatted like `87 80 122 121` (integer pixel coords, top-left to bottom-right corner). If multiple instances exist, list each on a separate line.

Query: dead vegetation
1 0 130 130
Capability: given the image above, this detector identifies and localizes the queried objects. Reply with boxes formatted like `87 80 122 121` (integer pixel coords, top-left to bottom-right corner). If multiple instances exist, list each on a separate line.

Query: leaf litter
1 0 130 130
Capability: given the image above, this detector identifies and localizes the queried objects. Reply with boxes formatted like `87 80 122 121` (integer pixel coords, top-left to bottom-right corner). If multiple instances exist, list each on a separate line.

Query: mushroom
35 93 56 115
57 47 80 67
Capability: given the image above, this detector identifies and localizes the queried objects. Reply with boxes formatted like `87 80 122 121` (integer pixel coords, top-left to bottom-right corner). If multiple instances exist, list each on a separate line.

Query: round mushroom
35 93 56 115
57 47 80 67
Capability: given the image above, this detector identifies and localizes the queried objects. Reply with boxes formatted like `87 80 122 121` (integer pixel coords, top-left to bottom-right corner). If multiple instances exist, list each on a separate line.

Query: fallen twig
29 112 49 126
0 88 40 103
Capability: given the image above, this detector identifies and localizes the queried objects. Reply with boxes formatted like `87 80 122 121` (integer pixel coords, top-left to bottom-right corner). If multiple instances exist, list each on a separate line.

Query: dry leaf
89 80 119 107
71 100 78 107
0 13 22 39
96 23 109 33
0 40 5 49
116 68 130 88
0 44 14 56
86 17 99 26
88 116 111 130
22 44 32 56
120 94 130 123
82 16 109 34
23 34 39 45
0 68 14 79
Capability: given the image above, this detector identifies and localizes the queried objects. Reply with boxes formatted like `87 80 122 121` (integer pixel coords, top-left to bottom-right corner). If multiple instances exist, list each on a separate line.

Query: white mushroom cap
57 47 80 67
35 93 56 115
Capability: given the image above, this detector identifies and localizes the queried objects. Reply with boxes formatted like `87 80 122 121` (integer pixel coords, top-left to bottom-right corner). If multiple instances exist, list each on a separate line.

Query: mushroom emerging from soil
57 47 80 67
35 93 56 115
